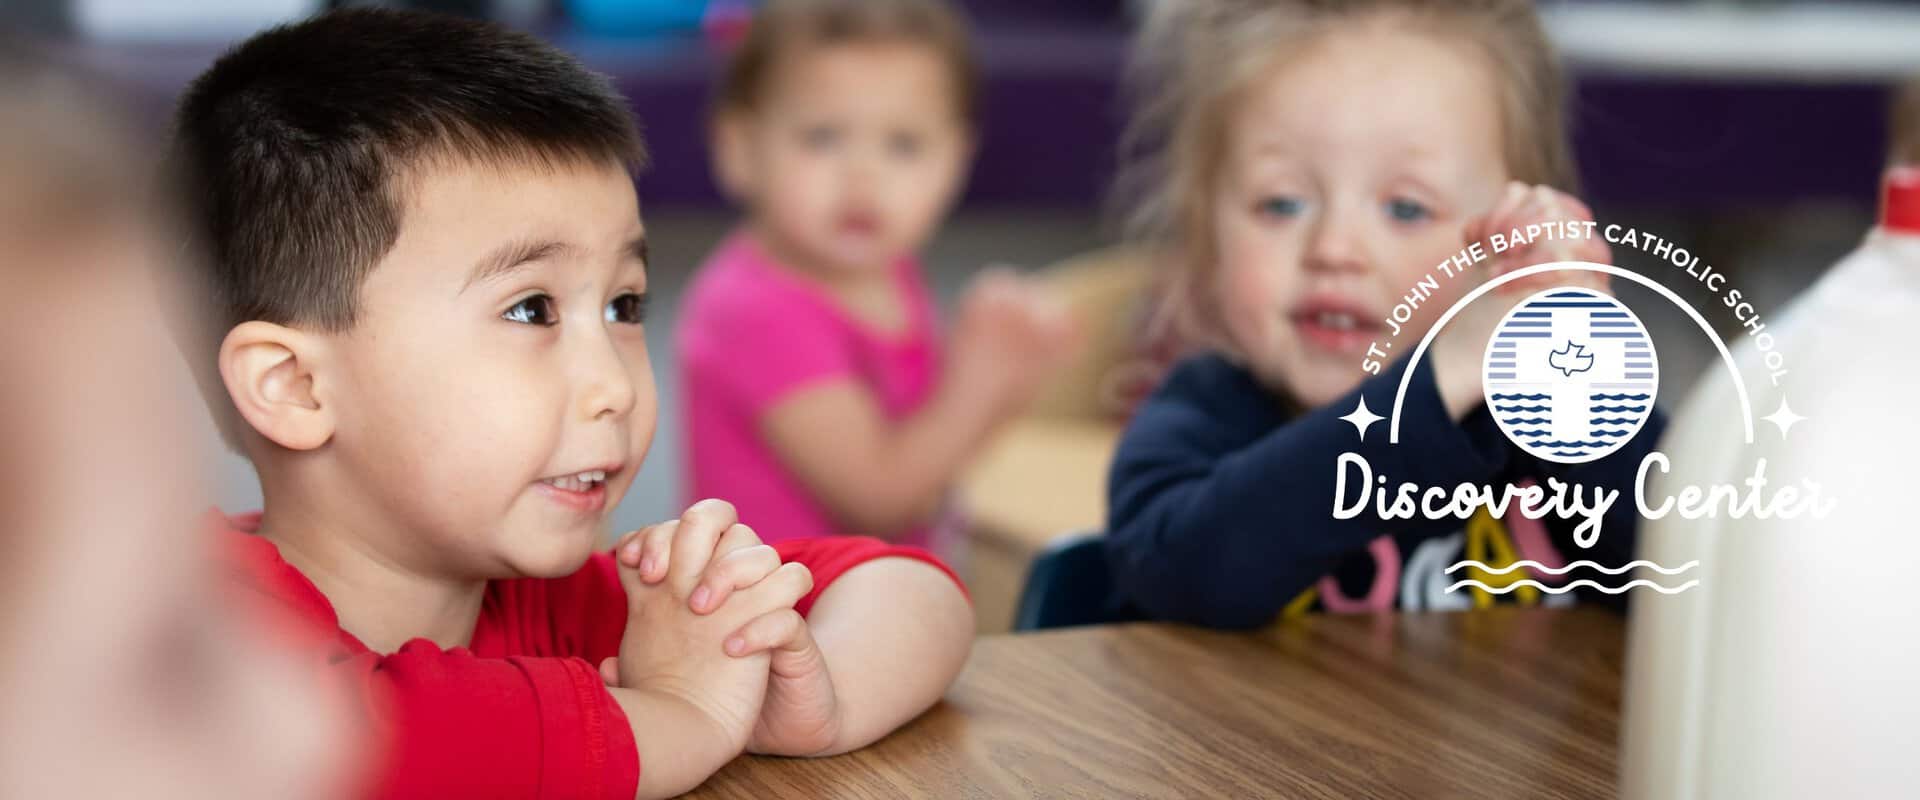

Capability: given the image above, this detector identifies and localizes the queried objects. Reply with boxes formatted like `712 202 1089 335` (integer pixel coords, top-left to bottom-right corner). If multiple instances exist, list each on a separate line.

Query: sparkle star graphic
1762 397 1805 439
1340 397 1385 440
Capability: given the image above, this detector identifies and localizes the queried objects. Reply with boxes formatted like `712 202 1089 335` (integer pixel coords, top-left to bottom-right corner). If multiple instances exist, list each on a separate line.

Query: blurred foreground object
0 43 355 800
1622 167 1920 797
1897 81 1920 167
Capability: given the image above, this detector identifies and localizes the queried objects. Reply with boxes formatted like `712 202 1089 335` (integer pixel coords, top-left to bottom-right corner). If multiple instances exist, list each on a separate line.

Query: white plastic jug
1620 167 1920 798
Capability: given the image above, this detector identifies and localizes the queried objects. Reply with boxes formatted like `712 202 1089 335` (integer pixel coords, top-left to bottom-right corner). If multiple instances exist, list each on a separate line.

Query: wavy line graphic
1512 429 1549 437
1590 405 1647 413
1501 417 1550 425
1445 579 1699 595
1446 559 1699 576
1534 440 1611 448
1491 393 1549 401
1587 429 1629 438
1589 393 1651 401
1492 405 1551 413
1589 417 1638 425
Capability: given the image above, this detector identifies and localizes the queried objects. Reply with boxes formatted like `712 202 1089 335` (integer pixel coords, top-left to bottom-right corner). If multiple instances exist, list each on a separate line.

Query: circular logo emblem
1482 287 1658 464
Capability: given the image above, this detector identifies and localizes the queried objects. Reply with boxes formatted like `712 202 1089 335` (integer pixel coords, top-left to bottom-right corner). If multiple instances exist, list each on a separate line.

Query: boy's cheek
624 400 660 477
493 508 605 579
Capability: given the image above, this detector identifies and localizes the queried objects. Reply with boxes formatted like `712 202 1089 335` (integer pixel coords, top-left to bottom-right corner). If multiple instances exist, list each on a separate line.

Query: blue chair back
1012 531 1141 631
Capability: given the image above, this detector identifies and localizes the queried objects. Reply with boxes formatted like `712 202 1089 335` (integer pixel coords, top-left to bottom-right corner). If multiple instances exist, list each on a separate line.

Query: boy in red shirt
169 9 973 798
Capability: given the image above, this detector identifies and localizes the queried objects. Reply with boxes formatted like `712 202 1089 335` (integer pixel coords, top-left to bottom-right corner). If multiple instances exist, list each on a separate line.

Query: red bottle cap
1884 166 1920 233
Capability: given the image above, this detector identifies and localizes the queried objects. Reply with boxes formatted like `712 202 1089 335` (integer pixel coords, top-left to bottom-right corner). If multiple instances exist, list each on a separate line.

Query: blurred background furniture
957 247 1149 632
1011 530 1145 631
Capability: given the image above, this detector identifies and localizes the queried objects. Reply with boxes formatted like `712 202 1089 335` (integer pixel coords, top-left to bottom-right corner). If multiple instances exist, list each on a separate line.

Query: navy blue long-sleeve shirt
1104 352 1665 629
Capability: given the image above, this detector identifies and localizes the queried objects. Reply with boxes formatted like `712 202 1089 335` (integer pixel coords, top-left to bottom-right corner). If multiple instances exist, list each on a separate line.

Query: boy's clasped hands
602 500 841 761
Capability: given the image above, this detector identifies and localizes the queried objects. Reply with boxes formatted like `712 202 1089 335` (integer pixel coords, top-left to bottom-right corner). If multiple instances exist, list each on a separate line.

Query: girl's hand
1465 182 1611 297
947 268 1083 414
1432 183 1612 419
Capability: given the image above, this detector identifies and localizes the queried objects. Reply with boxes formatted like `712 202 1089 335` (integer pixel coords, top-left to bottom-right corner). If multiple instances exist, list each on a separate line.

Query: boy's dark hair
170 8 644 447
717 0 978 125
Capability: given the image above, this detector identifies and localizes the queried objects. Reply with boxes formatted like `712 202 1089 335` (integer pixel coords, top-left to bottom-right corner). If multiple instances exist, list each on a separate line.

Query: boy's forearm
607 686 740 799
803 557 974 754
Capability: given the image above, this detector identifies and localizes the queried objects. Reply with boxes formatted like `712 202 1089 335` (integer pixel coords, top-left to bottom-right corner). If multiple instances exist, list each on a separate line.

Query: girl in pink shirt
678 0 1077 547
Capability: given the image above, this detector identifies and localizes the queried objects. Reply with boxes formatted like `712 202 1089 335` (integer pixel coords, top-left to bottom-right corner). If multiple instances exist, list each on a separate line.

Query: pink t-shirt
677 233 942 545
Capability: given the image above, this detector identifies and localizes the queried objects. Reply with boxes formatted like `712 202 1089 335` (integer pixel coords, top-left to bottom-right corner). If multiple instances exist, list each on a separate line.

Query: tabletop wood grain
685 607 1625 798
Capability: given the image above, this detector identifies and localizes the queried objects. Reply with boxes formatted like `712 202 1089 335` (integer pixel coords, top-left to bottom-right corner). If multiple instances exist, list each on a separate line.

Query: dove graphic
1549 340 1594 376
1483 287 1656 464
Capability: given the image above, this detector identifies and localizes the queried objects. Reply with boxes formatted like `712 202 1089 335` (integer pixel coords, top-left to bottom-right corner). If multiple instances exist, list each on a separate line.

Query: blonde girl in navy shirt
1106 0 1665 626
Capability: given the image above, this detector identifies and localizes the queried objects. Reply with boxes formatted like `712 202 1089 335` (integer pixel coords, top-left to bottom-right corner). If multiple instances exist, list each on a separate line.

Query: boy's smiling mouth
536 464 622 512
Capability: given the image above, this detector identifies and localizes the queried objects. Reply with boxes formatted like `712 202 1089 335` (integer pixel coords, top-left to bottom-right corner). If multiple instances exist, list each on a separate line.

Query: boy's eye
800 125 842 151
604 292 648 325
503 294 557 326
1256 195 1304 219
1387 198 1431 223
887 131 923 159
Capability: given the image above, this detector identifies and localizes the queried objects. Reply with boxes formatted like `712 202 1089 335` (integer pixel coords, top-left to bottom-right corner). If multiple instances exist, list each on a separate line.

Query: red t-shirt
221 513 961 800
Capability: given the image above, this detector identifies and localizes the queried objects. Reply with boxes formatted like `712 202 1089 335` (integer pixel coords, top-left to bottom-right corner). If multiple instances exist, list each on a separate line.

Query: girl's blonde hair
1117 0 1575 346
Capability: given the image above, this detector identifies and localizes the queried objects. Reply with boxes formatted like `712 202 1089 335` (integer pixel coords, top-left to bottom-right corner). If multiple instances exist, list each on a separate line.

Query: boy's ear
218 321 335 452
711 111 756 202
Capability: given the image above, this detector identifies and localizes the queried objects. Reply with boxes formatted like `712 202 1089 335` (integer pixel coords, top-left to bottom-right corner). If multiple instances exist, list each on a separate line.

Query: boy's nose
575 334 639 422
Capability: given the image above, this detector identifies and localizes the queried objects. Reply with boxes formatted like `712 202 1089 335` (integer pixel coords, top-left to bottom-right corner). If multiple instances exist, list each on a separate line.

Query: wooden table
956 418 1120 634
687 607 1625 798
